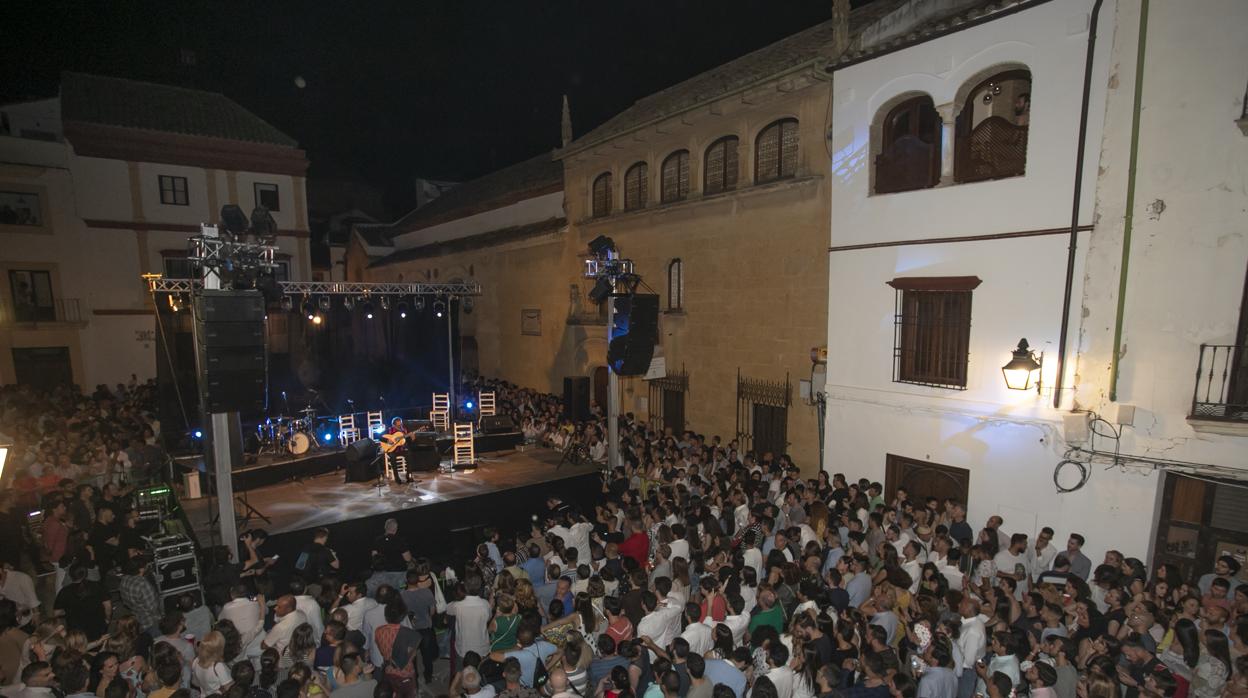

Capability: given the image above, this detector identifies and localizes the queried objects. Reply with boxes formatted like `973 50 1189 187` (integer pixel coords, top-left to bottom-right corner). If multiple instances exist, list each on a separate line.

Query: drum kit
253 406 337 456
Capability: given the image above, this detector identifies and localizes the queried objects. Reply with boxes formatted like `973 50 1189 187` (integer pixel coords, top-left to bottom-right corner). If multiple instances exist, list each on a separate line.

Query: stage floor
182 447 600 541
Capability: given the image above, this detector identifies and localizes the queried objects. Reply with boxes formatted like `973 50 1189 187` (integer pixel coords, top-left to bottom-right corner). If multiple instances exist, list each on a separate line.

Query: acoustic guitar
379 431 408 454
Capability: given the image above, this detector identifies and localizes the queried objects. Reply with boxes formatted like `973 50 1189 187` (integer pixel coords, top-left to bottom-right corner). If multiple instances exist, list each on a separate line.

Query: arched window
591 172 612 217
703 136 740 195
955 68 1032 183
874 95 941 194
755 118 799 183
624 162 648 211
667 258 683 311
661 150 690 203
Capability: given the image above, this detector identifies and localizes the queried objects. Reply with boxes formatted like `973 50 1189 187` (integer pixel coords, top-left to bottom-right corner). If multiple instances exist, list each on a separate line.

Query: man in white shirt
636 592 683 658
549 517 595 567
447 578 492 660
219 586 266 658
742 534 764 581
262 596 308 656
333 582 378 633
677 603 712 655
940 549 966 591
0 568 39 625
289 579 323 642
764 643 796 698
956 598 987 698
723 596 750 647
1027 527 1058 580
994 534 1031 600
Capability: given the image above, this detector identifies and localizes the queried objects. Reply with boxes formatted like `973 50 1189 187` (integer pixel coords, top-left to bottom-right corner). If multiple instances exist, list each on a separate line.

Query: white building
823 0 1248 570
0 72 310 389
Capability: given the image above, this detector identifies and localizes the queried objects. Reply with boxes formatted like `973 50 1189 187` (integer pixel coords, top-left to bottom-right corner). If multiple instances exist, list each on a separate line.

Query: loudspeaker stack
608 293 659 376
194 290 266 413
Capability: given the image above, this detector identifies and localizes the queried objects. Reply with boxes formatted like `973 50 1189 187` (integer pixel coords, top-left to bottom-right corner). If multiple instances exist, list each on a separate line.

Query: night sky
4 1 864 215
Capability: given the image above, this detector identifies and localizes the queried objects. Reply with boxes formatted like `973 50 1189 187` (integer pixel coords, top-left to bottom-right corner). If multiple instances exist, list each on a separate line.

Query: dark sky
4 1 859 215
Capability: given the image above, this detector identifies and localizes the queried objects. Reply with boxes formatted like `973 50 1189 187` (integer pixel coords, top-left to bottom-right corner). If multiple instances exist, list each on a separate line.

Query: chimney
561 94 573 148
832 0 851 56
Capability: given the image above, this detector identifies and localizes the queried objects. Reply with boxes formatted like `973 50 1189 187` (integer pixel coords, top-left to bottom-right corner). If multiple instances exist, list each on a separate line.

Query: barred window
661 150 690 203
591 172 612 218
887 276 981 389
703 136 739 195
755 118 799 183
624 162 648 211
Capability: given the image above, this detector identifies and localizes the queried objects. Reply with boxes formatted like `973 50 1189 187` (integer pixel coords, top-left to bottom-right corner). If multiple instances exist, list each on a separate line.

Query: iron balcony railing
0 298 85 325
1191 343 1248 421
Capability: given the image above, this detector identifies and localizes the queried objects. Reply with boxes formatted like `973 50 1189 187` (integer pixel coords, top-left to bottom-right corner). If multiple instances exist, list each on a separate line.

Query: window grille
755 119 799 183
661 150 690 203
667 258 683 311
624 162 648 211
591 172 612 217
703 136 739 195
888 276 981 389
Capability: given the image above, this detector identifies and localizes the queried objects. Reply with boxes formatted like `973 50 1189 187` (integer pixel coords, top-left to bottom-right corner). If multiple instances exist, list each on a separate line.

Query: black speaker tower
194 290 266 414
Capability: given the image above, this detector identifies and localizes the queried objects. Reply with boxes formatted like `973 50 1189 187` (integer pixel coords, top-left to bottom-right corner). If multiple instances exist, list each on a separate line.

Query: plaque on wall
521 308 541 336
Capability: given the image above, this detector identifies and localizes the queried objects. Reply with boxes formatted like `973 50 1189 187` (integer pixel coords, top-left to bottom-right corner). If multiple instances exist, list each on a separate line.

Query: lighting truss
187 232 279 271
146 278 483 296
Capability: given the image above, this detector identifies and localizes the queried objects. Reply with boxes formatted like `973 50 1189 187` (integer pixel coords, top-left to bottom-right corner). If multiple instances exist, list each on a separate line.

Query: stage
181 446 602 571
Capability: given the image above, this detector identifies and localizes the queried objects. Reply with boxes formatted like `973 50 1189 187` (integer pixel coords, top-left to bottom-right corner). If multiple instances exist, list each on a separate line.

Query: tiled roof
380 152 563 239
355 224 396 249
563 0 907 154
563 0 1022 154
59 72 297 147
370 217 566 268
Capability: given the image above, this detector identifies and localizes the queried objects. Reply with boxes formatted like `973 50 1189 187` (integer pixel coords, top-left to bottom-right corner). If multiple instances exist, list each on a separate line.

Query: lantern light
1002 338 1043 392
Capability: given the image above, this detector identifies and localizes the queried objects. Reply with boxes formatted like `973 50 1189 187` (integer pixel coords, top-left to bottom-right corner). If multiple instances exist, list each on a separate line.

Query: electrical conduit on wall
1108 0 1150 402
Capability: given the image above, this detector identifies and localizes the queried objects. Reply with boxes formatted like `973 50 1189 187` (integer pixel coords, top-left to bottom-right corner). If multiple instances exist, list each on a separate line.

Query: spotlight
302 297 315 320
466 400 474 410
343 296 355 310
397 301 409 319
318 296 332 312
323 432 334 442
589 277 613 304
414 297 426 313
433 299 446 318
193 429 203 439
463 297 474 314
588 235 617 258
380 296 390 311
219 204 250 236
280 296 294 312
250 206 277 242
363 300 375 319
312 314 323 325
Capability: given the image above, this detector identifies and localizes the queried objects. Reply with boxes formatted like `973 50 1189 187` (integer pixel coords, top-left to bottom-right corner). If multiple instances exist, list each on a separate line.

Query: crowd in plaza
0 379 1245 698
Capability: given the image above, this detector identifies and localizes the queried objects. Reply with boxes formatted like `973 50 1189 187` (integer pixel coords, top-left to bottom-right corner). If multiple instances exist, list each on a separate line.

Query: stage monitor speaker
194 290 266 323
563 376 591 422
480 415 516 434
405 435 441 472
608 293 659 376
344 438 377 463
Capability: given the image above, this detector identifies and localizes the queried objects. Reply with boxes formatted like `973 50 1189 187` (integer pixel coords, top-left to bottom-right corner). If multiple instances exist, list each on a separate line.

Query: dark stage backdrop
155 299 461 446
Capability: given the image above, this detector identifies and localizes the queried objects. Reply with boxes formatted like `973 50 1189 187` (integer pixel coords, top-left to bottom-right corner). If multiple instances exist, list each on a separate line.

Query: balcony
1189 343 1248 435
0 298 87 328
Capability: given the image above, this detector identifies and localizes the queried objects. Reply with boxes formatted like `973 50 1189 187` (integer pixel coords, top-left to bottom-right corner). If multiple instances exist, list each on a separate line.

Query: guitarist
380 417 411 483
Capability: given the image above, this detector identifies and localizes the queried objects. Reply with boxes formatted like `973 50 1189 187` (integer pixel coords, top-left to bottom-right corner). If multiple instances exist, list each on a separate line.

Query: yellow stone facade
362 79 831 470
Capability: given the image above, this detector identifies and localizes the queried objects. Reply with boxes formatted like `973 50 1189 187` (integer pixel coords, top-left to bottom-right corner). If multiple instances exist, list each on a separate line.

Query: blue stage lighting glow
466 401 474 409
323 433 334 442
193 430 203 438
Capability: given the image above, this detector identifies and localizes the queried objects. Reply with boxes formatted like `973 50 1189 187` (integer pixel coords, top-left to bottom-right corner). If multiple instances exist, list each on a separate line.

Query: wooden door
12 346 72 389
662 388 685 433
751 403 788 458
592 366 609 411
884 454 970 509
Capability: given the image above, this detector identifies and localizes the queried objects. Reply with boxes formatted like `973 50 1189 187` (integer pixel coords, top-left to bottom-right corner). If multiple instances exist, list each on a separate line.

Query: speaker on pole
195 290 266 413
607 293 659 376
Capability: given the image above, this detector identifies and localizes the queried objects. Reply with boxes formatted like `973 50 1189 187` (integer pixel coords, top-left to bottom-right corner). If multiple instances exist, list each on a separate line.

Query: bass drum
288 431 312 455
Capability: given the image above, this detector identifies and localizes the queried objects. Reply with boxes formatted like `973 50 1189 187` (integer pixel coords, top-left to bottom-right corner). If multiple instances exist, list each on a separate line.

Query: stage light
318 296 332 312
323 432 334 442
312 314 323 325
219 204 250 235
363 300 375 319
588 235 617 258
414 297 426 313
193 429 203 439
589 277 613 304
380 296 390 311
397 301 408 318
250 206 277 242
463 297 474 314
372 424 385 435
343 295 355 310
466 400 475 410
302 297 315 321
281 296 294 312
433 299 446 318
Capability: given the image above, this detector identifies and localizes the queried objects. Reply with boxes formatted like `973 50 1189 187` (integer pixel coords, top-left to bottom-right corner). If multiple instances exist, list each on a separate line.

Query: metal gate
736 369 790 456
648 365 688 433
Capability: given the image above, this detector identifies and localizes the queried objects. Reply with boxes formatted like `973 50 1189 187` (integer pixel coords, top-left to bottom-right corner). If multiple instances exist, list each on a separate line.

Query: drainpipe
1052 0 1107 409
1108 0 1150 402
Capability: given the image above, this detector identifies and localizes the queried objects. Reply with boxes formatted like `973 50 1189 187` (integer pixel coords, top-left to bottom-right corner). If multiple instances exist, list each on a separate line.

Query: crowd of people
1 378 1245 698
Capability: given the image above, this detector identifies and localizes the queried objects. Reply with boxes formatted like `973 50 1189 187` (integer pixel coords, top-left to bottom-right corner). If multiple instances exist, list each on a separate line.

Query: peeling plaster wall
1074 0 1248 488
